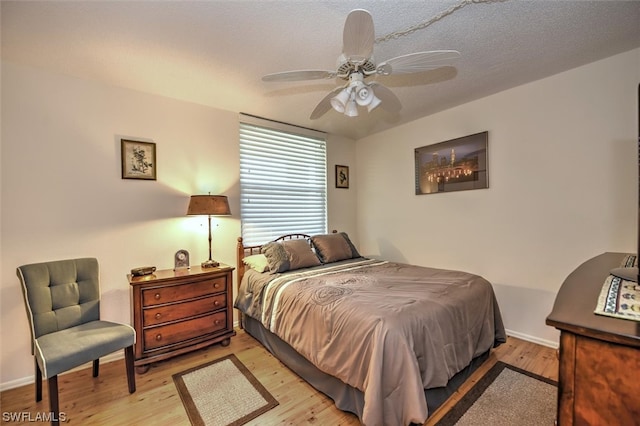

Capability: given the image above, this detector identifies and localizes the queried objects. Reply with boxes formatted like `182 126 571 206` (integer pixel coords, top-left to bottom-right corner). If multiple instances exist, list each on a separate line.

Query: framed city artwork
415 131 488 195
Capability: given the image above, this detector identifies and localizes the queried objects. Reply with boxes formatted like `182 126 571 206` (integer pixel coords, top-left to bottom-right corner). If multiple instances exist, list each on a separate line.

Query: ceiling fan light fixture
330 88 351 113
345 99 359 117
367 93 382 112
355 83 374 106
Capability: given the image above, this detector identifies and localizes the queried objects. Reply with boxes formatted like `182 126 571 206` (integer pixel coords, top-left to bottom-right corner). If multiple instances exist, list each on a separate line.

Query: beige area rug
173 354 278 426
436 362 557 426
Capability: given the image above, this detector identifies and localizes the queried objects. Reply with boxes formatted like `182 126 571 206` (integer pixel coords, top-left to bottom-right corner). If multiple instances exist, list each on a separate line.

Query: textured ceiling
2 1 639 140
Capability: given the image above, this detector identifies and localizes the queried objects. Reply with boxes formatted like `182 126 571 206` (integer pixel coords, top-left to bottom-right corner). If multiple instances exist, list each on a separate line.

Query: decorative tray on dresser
128 264 235 373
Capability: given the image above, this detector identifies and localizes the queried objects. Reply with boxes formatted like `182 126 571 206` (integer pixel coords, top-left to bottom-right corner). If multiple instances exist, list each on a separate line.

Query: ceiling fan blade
376 50 461 75
310 87 343 120
263 70 336 82
342 9 374 63
369 82 402 113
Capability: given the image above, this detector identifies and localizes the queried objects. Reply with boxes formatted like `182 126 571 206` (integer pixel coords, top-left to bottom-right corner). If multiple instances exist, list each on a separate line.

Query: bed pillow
311 232 361 263
261 239 321 273
284 239 322 270
242 254 270 273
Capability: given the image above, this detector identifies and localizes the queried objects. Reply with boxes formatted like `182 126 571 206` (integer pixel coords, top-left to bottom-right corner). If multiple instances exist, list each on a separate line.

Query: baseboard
0 352 123 392
0 376 32 392
505 328 559 349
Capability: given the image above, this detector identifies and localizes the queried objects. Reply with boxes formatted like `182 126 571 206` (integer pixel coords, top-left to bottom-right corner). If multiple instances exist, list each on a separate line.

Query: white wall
327 134 358 239
356 49 640 347
2 48 637 389
0 61 357 388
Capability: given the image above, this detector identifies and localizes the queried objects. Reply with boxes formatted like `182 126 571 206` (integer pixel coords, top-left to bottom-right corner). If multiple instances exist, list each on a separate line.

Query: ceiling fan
262 9 461 119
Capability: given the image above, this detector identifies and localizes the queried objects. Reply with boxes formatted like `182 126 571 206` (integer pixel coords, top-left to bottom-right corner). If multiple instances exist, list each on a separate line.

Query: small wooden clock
174 249 190 270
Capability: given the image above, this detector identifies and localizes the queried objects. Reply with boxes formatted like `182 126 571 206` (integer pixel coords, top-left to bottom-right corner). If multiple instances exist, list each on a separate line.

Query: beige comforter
236 258 506 426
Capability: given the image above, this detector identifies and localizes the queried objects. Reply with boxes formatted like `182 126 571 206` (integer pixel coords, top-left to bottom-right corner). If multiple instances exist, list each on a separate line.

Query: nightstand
128 264 235 373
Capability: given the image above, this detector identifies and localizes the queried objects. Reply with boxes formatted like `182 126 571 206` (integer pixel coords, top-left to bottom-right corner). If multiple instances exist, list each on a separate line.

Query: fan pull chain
375 0 509 44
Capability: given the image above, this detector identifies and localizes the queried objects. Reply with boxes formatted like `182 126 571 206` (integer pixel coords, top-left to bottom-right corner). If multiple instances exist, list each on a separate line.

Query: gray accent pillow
261 242 289 273
339 232 361 259
261 239 320 273
312 232 361 263
283 239 321 270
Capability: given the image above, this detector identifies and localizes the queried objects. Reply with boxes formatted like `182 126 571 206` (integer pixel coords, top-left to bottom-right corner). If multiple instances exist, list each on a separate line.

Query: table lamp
187 194 231 268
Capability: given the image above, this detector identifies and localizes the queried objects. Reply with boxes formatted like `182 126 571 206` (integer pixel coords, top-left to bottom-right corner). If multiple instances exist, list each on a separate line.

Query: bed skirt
242 315 490 422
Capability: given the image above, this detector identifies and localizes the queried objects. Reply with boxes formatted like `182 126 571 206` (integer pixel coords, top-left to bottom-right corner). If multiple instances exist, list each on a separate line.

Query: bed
234 232 506 426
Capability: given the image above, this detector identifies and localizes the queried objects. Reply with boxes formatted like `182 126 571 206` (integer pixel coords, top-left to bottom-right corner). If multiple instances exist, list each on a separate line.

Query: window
239 115 327 246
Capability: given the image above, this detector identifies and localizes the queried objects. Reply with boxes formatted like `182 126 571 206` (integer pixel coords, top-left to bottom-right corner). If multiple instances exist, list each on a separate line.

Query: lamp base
201 259 220 268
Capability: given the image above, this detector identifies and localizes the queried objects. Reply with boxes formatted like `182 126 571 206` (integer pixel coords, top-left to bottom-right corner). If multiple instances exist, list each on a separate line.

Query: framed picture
121 139 156 180
415 131 488 195
335 165 349 189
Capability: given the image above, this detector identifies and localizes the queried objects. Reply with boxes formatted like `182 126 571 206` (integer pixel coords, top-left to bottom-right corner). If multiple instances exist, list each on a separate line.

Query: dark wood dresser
128 264 235 373
546 253 640 425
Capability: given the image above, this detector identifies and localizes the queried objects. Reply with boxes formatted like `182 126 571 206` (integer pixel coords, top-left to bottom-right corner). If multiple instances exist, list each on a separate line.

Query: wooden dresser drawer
143 293 226 326
129 265 235 373
144 311 227 351
142 276 226 306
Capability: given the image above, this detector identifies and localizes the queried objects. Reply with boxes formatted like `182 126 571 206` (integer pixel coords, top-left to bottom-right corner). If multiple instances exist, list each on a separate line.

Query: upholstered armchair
17 258 136 425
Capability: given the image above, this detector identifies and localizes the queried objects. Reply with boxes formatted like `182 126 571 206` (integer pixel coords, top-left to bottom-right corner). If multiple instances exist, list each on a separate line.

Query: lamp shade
367 93 382 112
330 88 351 113
355 84 372 106
187 195 231 216
344 100 359 117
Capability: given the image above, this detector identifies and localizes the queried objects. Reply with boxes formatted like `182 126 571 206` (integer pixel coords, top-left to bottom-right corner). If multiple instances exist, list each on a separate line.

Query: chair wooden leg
124 345 136 393
92 359 99 377
35 358 42 402
48 375 60 426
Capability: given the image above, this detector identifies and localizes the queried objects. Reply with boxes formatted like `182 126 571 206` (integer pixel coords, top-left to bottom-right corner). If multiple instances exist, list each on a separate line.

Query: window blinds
239 118 327 246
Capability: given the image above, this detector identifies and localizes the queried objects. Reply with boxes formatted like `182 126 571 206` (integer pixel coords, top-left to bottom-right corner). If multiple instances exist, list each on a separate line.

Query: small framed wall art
335 165 349 189
415 131 488 195
121 139 157 180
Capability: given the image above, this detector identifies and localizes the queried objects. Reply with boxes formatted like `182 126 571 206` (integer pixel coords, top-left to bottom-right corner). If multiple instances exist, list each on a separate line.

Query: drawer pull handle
214 319 222 326
155 313 162 320
155 334 162 341
213 283 220 289
214 300 220 306
154 293 161 300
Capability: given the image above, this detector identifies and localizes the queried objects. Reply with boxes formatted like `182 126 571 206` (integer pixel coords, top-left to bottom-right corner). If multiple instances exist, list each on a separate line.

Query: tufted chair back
16 257 135 426
18 258 101 351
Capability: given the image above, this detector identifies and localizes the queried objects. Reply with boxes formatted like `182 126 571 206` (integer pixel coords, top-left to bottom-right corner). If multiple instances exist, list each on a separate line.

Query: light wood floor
0 329 558 425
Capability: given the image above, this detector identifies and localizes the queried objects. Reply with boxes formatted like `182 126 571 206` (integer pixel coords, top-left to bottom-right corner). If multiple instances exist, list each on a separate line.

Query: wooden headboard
236 233 312 284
